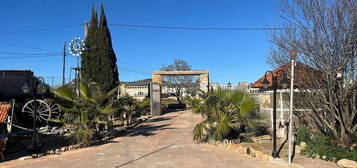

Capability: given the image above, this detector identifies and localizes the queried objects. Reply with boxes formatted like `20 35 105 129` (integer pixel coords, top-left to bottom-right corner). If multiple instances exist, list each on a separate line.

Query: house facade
250 62 322 137
119 79 152 101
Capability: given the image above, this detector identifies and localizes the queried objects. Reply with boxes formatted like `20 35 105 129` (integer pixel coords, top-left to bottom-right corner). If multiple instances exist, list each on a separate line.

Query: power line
118 65 151 76
0 36 60 52
0 24 83 35
0 51 62 61
109 23 304 31
0 51 61 56
120 61 161 69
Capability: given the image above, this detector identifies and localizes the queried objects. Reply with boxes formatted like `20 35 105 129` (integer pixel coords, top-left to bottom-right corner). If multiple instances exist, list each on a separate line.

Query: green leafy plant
192 88 260 142
136 98 150 116
53 82 120 144
296 125 357 161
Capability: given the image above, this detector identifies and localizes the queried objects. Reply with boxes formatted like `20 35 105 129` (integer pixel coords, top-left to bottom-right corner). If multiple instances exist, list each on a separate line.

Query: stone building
119 79 191 101
119 79 152 101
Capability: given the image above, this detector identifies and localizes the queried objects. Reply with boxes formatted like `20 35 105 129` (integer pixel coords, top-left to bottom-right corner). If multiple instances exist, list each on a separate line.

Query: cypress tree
81 4 119 92
82 7 98 84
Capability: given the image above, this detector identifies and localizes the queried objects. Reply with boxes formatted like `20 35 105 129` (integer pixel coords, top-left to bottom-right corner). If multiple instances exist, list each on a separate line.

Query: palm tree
192 87 259 142
53 82 120 144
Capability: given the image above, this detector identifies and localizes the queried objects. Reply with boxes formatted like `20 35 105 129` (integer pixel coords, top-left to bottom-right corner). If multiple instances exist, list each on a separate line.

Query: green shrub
137 98 150 116
192 88 260 143
296 125 357 161
352 132 357 144
296 125 311 144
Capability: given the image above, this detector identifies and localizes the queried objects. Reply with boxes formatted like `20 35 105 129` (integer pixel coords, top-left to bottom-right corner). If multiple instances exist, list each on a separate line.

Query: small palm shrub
296 125 357 161
192 88 260 142
53 82 120 144
137 98 150 116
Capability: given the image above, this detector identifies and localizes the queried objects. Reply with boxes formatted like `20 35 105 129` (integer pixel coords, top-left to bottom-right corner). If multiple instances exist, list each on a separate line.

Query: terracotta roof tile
252 62 323 88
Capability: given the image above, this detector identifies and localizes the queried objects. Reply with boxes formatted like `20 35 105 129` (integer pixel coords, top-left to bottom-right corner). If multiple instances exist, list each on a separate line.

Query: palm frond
53 87 75 102
193 121 209 142
80 82 90 99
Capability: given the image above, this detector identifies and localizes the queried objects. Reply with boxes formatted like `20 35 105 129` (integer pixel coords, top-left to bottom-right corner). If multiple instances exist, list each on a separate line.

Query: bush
192 88 260 143
296 125 357 161
352 132 357 144
137 98 150 116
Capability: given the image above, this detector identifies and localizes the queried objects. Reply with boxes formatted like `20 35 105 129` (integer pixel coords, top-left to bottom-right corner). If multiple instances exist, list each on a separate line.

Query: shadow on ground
123 115 178 137
127 124 176 137
162 108 188 115
5 134 70 161
3 113 178 162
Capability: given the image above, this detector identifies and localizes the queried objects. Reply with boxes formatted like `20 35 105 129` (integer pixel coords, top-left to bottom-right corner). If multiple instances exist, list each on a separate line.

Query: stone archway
150 70 209 116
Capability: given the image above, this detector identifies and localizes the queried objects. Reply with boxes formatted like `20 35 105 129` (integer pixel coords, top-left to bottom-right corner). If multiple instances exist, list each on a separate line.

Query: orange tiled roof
0 104 10 124
252 62 323 88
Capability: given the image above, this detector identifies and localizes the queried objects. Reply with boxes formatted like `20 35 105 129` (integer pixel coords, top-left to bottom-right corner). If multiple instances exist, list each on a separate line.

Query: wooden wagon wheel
22 99 51 122
50 103 62 119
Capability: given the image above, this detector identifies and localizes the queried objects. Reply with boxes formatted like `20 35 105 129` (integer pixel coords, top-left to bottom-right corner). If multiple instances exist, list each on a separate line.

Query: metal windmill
68 37 85 98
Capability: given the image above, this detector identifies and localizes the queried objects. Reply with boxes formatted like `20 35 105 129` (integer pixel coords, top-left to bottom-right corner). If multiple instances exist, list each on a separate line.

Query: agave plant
192 87 259 142
53 82 120 144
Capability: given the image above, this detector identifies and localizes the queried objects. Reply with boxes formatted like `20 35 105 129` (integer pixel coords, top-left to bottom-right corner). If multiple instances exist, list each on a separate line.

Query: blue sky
0 0 281 85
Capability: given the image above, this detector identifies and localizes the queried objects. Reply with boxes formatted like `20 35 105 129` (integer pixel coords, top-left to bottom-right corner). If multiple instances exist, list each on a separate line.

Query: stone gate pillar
151 74 162 116
152 74 163 85
150 82 161 116
199 73 209 92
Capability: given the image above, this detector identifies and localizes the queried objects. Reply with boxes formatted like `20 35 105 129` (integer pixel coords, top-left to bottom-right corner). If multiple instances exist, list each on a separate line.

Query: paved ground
1 110 338 168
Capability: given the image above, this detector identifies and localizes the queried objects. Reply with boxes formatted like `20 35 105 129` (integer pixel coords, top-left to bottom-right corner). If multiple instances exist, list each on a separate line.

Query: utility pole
84 21 89 40
62 42 66 86
52 77 54 88
72 67 81 98
288 49 297 164
69 68 72 82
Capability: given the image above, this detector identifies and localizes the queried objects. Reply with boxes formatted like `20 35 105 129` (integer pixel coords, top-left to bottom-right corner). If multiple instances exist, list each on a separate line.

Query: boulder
300 142 307 150
18 156 32 160
295 145 302 154
337 159 357 168
251 135 271 143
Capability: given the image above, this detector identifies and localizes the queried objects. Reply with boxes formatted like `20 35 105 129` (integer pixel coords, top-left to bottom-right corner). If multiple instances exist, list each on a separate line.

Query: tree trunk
337 131 352 146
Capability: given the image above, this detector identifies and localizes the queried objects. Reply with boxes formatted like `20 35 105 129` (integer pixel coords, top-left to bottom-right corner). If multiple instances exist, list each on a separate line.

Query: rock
61 147 66 152
18 156 32 160
331 157 337 162
322 155 327 160
232 139 241 144
295 145 302 154
337 159 357 168
247 146 255 155
300 142 307 150
55 149 61 153
37 153 46 157
315 154 320 159
251 135 271 143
